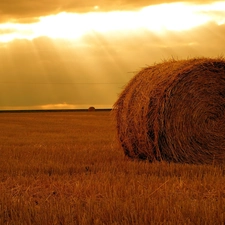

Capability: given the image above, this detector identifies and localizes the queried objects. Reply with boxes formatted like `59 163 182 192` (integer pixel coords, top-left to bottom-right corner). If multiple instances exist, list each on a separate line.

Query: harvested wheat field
0 111 225 224
114 57 225 164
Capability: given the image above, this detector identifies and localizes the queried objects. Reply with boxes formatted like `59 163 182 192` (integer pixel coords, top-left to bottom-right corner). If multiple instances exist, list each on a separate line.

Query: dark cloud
0 0 221 23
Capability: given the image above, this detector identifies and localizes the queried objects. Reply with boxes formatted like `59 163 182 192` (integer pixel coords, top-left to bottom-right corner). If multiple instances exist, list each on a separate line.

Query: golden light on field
0 2 225 42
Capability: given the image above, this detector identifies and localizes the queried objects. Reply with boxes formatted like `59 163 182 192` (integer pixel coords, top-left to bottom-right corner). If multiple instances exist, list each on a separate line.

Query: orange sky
0 0 225 110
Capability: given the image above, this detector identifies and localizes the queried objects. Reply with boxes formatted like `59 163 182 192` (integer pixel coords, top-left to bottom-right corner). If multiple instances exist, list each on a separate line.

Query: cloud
0 20 225 109
0 28 17 35
0 36 126 109
39 103 84 110
0 0 222 23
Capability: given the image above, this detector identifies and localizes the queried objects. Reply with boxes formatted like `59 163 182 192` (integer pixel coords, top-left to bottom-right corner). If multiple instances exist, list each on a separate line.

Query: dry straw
113 57 225 164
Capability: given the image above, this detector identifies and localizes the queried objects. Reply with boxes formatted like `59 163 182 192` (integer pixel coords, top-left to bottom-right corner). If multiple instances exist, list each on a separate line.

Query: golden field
0 111 224 225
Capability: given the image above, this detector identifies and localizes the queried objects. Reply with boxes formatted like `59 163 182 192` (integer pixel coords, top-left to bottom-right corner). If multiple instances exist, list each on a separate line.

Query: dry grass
0 111 225 225
113 57 225 164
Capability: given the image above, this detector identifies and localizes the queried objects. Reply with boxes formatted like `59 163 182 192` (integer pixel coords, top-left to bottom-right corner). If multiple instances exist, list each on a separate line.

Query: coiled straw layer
113 58 225 164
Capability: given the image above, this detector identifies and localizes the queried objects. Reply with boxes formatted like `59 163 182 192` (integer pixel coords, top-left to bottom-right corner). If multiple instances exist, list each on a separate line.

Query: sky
0 0 225 110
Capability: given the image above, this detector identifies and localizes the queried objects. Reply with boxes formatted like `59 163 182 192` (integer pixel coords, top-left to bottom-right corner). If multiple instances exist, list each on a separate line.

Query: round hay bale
113 57 225 164
88 106 96 111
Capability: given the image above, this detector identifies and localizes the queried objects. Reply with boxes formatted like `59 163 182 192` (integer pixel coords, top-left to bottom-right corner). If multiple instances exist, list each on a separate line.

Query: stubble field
0 111 225 225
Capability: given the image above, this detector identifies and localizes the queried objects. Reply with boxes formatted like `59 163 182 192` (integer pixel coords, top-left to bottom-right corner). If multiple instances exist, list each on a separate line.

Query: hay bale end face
113 58 225 164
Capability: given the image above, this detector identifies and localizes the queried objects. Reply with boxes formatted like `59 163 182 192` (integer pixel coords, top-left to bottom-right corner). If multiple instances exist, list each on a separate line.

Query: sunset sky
0 0 225 110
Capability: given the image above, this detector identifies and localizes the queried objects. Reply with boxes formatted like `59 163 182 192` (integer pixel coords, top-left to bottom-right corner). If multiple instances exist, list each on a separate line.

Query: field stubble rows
0 111 225 225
